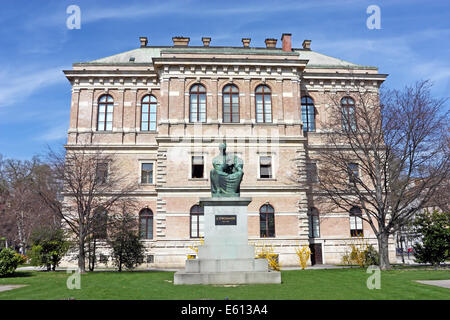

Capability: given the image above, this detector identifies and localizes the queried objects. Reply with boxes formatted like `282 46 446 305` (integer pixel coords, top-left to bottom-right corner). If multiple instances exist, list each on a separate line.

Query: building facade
63 34 396 268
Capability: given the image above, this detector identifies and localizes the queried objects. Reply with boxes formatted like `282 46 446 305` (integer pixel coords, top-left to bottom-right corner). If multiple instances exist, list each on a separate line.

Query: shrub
363 245 379 266
187 238 204 259
0 248 22 277
255 242 281 271
295 245 311 270
29 227 70 271
109 232 144 271
342 237 379 267
108 213 145 272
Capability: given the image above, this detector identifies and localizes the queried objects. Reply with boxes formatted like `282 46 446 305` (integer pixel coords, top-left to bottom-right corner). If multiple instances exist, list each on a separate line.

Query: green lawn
0 268 449 300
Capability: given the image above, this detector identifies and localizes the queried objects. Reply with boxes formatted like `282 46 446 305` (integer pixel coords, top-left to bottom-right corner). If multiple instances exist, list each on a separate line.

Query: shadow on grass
2 271 35 278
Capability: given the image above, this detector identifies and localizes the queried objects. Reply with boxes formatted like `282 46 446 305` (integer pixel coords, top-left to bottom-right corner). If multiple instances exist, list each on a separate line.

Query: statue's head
219 143 227 153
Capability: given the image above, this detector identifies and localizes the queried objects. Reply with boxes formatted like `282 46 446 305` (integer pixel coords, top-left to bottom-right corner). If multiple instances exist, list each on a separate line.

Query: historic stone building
63 34 395 268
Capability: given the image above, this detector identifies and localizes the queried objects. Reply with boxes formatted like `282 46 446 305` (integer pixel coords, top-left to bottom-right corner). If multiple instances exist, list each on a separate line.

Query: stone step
174 270 281 285
198 244 255 260
185 258 268 273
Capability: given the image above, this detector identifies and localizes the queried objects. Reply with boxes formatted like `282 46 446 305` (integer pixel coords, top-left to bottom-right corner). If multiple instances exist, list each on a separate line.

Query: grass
0 268 449 300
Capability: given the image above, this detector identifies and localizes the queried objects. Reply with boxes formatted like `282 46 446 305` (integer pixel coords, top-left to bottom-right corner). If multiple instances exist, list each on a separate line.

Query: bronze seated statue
210 143 244 197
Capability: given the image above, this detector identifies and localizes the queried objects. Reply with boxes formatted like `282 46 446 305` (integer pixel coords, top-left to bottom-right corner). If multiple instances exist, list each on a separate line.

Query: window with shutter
191 156 204 178
260 156 272 179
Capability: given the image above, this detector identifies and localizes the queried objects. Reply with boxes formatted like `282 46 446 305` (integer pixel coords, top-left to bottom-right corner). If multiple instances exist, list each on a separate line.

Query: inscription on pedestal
215 215 237 225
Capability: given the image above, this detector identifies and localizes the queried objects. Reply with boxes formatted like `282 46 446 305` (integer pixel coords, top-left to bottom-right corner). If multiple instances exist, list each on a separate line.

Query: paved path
416 280 450 289
0 285 27 292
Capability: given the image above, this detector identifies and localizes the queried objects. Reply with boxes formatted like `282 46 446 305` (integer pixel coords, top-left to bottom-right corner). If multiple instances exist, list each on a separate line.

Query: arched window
189 84 206 123
222 84 239 123
260 204 275 237
92 208 107 239
301 96 315 132
190 205 204 238
255 85 272 123
97 95 114 131
141 95 157 131
349 206 363 237
341 97 356 130
308 207 320 238
139 208 153 239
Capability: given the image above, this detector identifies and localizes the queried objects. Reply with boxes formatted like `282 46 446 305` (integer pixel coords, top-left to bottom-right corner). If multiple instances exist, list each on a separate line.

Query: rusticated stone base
174 270 281 285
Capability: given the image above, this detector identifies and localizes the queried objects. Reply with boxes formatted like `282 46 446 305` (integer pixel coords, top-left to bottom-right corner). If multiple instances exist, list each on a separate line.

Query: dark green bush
108 213 144 272
413 210 450 267
363 245 380 266
0 248 22 276
29 227 70 271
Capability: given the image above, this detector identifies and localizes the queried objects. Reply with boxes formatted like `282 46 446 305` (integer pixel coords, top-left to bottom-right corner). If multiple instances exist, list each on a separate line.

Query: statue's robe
210 154 243 197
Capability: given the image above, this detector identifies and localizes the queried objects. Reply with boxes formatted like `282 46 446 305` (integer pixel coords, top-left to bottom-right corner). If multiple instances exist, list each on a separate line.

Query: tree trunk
378 232 391 270
89 238 96 271
78 237 86 273
17 212 26 255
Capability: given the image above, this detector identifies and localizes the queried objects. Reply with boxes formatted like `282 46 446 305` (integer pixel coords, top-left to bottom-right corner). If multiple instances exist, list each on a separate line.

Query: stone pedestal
174 197 281 285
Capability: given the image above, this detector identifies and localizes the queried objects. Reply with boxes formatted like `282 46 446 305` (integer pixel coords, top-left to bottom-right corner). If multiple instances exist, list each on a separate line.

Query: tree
108 211 144 272
313 80 449 269
29 227 70 271
33 147 137 273
0 156 59 254
413 210 450 267
86 207 108 271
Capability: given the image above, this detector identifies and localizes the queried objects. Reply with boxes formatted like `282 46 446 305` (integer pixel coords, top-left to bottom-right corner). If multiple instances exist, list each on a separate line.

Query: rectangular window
95 163 108 184
141 163 153 184
302 105 316 132
256 95 264 123
264 95 272 122
190 214 205 238
260 213 275 237
191 156 204 179
309 215 320 238
307 163 318 183
347 163 359 184
350 216 364 237
260 156 272 179
139 214 153 239
342 106 356 131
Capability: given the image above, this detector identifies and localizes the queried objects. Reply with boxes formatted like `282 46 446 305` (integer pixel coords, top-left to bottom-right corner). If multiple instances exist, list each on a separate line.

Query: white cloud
0 66 68 108
28 0 361 28
35 123 68 142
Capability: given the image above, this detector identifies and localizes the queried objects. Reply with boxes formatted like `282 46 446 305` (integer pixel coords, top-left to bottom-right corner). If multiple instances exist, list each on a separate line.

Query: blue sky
0 0 449 160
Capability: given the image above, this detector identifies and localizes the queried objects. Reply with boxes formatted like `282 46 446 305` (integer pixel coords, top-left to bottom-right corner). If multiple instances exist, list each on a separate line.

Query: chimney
265 38 277 48
172 36 190 46
281 33 292 52
202 37 211 47
302 39 311 50
139 37 148 47
242 38 251 48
